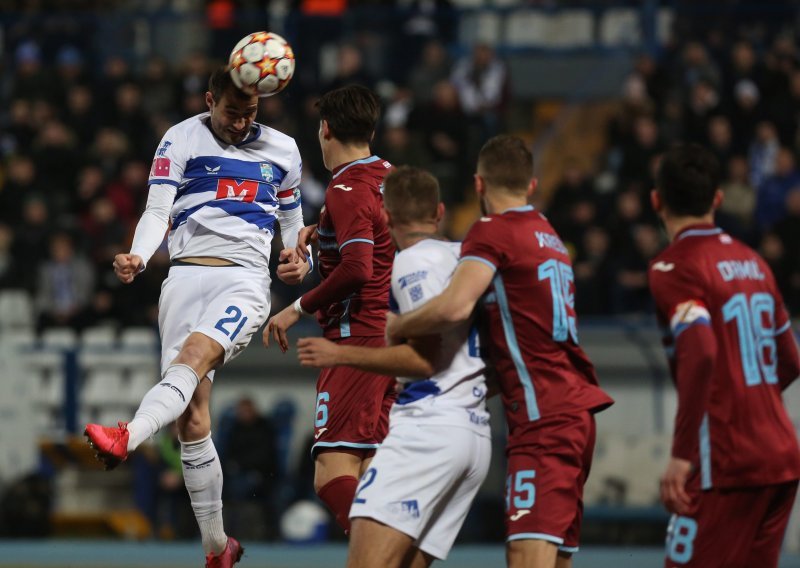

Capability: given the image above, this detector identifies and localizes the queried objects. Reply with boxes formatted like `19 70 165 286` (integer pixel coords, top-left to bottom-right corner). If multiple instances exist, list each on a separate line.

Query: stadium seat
505 11 549 47
41 328 78 350
81 369 127 406
4 328 36 350
120 327 158 350
458 10 502 46
0 289 34 329
599 8 640 47
81 326 118 349
657 7 674 44
548 10 594 48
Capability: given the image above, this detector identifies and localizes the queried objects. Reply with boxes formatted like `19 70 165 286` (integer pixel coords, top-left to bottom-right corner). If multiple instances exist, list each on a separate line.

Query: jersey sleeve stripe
339 238 374 251
459 255 497 273
775 320 792 335
278 201 301 211
669 301 711 338
148 178 180 187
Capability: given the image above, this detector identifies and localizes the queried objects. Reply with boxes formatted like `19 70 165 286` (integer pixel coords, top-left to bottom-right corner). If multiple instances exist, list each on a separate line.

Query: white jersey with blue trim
146 112 302 269
390 239 490 432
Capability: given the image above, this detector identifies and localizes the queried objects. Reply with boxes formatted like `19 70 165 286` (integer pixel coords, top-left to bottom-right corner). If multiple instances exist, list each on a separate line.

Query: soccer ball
228 31 295 97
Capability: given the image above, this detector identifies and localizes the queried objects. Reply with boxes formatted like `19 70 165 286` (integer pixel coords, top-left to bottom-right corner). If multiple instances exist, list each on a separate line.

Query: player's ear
527 178 538 199
712 188 724 210
435 202 445 223
320 120 331 140
205 91 214 111
474 173 485 197
650 189 662 214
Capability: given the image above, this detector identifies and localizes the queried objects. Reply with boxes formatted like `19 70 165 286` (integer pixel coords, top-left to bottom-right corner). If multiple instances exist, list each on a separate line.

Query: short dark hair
317 85 380 145
383 166 440 225
477 135 534 193
656 143 721 216
208 66 252 102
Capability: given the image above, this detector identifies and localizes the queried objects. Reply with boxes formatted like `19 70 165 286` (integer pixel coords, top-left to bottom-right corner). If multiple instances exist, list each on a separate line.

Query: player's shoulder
256 123 298 149
396 239 460 270
167 113 208 137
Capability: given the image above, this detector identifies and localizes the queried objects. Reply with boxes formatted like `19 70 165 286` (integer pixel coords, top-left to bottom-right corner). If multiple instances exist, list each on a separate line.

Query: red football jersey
460 205 613 435
315 155 394 339
649 224 800 489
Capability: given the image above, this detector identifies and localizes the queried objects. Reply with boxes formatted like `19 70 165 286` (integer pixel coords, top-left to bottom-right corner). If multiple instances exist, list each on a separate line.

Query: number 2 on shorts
354 468 377 504
214 305 248 340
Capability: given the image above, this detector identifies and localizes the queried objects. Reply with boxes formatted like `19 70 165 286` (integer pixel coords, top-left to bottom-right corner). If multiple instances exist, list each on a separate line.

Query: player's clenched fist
113 253 144 284
297 337 341 368
276 248 310 285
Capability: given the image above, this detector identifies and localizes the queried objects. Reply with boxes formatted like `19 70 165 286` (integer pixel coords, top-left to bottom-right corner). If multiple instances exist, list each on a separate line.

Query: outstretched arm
387 259 494 342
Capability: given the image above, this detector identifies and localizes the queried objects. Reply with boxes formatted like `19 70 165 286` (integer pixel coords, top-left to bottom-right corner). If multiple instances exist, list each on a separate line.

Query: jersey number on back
722 292 778 386
538 259 578 343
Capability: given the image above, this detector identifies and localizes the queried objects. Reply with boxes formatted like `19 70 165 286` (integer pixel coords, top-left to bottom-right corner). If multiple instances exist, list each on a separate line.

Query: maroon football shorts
504 410 596 553
665 479 798 567
311 336 397 457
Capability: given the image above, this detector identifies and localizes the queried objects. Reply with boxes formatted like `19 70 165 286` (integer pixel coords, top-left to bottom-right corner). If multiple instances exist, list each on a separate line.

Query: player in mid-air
296 166 491 567
264 84 396 534
84 66 310 568
387 135 613 568
648 144 800 568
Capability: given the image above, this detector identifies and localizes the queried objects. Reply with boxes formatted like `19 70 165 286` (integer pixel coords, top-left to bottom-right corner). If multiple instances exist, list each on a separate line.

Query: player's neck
484 192 528 215
393 222 443 251
326 142 372 172
663 213 716 242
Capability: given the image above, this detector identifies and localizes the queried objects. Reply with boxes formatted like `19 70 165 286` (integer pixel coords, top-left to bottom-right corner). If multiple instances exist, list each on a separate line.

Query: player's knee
174 334 223 374
177 406 211 441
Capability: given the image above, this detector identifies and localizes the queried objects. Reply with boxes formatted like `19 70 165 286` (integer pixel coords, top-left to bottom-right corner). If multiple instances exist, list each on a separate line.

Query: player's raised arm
275 145 312 285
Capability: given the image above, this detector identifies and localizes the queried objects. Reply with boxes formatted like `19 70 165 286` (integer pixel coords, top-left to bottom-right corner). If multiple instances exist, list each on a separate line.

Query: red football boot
205 537 244 568
84 422 129 470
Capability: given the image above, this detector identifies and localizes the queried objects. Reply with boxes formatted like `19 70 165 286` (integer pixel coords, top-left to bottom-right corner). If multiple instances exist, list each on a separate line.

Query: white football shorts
349 422 491 560
158 265 270 380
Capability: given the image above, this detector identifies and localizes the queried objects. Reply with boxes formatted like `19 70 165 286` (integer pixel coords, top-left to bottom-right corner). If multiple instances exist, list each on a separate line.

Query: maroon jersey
313 155 394 340
649 224 800 489
460 205 613 434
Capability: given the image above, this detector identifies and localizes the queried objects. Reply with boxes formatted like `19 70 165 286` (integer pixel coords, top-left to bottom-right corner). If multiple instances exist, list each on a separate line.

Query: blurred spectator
729 79 762 153
53 46 87 107
141 56 177 117
35 232 95 331
683 78 720 144
12 197 52 291
573 226 614 316
0 154 41 225
3 99 37 154
755 146 800 231
324 44 374 92
110 83 152 159
680 42 721 93
154 424 197 540
451 43 508 141
613 224 662 313
63 84 100 147
10 42 49 102
619 115 664 191
772 189 800 312
707 115 734 166
748 121 780 189
720 155 755 230
222 397 279 539
81 197 127 269
0 223 18 289
407 40 452 105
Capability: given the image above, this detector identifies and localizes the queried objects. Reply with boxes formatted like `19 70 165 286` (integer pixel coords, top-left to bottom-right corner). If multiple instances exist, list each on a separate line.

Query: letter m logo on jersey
215 179 259 203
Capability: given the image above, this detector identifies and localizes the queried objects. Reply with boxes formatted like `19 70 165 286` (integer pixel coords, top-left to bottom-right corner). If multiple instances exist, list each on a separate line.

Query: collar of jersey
331 155 381 179
501 204 535 214
676 223 721 240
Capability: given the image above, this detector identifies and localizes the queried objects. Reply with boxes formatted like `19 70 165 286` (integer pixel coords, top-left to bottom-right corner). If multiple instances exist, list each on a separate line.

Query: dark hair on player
208 66 252 102
656 143 721 216
383 166 440 225
317 85 380 145
477 135 534 194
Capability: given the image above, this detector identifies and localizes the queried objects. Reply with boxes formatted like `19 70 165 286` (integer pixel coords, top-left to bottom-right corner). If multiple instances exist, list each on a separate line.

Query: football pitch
0 542 798 568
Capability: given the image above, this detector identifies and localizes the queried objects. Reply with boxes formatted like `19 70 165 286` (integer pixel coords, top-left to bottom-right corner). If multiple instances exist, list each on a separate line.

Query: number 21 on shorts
214 305 248 340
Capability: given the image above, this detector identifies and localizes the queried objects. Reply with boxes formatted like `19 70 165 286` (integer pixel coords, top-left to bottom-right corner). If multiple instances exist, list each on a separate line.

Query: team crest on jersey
260 163 274 182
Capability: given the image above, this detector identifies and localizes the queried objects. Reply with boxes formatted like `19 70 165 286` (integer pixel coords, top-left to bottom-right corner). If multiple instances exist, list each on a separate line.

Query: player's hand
295 224 318 259
276 248 310 285
297 337 341 368
263 305 301 353
660 457 693 515
113 253 144 284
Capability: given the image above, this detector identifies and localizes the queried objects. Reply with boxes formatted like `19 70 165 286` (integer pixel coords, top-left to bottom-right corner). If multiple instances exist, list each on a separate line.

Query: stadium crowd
1 1 799 337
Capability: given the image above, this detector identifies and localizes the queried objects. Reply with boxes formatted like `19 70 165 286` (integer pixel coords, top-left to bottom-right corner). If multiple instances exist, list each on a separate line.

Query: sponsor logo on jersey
156 141 172 157
510 509 531 521
260 162 274 182
408 284 424 302
215 178 259 202
652 261 675 272
204 164 221 174
389 500 420 519
398 270 428 289
314 428 328 440
334 184 353 191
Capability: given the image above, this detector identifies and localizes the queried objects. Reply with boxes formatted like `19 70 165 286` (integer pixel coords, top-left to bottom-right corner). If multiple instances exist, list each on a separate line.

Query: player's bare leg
506 539 559 568
404 548 435 568
315 450 365 533
347 518 429 568
555 551 573 568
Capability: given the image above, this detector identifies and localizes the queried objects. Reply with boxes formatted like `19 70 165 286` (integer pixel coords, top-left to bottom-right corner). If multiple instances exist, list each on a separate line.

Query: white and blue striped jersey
390 239 490 432
133 112 303 269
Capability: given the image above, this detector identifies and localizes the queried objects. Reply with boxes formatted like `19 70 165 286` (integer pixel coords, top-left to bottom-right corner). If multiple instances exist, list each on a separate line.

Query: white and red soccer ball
228 31 295 97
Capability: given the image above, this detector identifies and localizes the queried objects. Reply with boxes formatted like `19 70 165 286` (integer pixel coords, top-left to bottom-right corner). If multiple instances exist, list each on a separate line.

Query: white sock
126 364 200 451
182 433 227 555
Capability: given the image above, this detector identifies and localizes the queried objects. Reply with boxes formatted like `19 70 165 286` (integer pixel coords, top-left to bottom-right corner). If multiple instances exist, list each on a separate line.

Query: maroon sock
317 475 359 534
